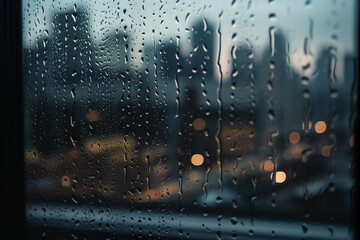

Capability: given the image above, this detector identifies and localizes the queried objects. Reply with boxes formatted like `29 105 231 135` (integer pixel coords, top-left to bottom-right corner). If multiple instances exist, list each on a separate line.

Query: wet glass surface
23 0 358 239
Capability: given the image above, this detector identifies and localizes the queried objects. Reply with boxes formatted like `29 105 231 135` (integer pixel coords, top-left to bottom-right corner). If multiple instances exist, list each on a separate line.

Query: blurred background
23 0 357 239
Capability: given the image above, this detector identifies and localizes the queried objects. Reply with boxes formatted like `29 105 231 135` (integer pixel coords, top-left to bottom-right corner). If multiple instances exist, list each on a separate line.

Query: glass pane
23 0 358 239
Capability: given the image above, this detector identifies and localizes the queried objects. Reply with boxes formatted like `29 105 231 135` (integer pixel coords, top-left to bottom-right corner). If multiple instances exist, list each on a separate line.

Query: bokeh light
61 175 71 188
193 118 206 131
289 131 300 144
270 171 286 183
315 121 326 134
191 154 204 166
302 121 312 130
349 135 354 147
321 145 333 157
86 109 100 122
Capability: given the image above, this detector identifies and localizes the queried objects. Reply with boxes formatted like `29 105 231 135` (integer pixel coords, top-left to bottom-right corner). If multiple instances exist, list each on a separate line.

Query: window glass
24 0 357 239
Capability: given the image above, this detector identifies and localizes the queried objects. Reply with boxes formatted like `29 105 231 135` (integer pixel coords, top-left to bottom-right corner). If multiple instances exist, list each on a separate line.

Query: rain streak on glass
23 0 357 239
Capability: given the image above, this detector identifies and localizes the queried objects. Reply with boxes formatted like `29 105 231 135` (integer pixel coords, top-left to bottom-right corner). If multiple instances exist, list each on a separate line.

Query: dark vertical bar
0 0 25 239
353 1 360 239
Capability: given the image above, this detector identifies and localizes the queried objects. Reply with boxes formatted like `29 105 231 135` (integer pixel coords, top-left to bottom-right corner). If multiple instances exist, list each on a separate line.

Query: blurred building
51 10 92 87
254 29 302 155
181 19 216 82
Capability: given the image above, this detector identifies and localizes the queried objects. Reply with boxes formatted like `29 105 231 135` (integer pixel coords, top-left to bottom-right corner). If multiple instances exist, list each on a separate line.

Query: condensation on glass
23 0 357 239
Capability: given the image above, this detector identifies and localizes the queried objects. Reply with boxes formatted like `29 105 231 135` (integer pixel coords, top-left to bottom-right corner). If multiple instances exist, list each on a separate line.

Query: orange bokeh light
349 135 354 147
61 175 71 188
191 154 204 166
86 110 100 122
261 160 277 171
193 118 206 131
270 171 286 183
289 131 300 144
302 121 312 130
315 121 326 134
321 145 333 157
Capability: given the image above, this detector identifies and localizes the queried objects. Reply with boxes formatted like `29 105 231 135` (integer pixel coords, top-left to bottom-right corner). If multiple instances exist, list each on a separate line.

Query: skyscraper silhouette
254 29 301 153
181 19 216 82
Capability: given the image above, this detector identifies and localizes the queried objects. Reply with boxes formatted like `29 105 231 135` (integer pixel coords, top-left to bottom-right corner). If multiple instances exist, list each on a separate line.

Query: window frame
0 0 25 239
0 0 359 239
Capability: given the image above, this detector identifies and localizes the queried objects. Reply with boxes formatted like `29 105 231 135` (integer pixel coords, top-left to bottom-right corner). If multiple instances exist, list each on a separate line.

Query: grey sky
23 0 357 79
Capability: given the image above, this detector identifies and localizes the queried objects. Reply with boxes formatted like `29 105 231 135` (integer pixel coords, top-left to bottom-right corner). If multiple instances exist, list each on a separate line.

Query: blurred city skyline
23 7 355 160
23 0 357 80
23 2 357 238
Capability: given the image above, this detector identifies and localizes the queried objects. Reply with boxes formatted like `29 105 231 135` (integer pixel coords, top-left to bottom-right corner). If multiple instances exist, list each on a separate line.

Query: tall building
51 10 92 87
27 9 93 154
181 19 217 83
224 42 255 124
333 54 355 146
309 47 333 123
95 29 130 72
157 40 178 80
254 29 300 153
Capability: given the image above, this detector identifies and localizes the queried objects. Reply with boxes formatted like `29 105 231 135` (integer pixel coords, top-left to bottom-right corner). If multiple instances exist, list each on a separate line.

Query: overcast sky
23 0 357 79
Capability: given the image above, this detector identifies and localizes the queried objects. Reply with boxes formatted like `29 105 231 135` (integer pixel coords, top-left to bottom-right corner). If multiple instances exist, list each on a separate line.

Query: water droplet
269 13 276 21
230 217 238 225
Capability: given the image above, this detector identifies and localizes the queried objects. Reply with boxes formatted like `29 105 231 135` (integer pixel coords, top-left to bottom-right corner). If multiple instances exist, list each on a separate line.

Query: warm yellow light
270 171 286 183
289 131 300 144
302 121 312 130
86 109 100 122
191 154 204 166
315 121 327 134
61 175 71 188
349 135 354 147
193 118 206 131
321 145 333 157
